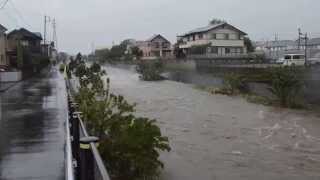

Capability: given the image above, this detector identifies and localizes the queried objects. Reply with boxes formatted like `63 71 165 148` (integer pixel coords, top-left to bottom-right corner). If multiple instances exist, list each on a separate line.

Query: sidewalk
0 68 67 180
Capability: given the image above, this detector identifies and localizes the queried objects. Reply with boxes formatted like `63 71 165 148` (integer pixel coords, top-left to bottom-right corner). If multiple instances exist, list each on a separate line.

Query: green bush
136 61 165 81
223 73 248 95
268 67 303 108
59 64 66 72
69 58 170 180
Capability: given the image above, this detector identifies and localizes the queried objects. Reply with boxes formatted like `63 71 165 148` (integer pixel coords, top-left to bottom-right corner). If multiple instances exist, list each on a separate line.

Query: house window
211 47 218 54
225 34 229 40
225 48 230 54
155 42 159 48
211 34 217 39
198 34 203 39
162 42 168 48
192 35 195 41
21 40 29 46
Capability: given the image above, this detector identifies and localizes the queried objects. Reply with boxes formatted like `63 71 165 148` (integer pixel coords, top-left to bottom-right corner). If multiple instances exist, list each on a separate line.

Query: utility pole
52 18 57 51
303 33 308 66
44 15 47 45
298 28 302 50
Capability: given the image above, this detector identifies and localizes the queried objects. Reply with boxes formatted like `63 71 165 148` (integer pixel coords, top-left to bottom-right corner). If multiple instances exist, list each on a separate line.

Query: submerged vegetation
268 66 304 108
136 60 165 81
66 56 170 180
202 66 305 108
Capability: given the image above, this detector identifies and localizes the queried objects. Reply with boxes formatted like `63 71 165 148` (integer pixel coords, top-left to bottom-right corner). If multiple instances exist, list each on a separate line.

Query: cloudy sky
0 0 319 54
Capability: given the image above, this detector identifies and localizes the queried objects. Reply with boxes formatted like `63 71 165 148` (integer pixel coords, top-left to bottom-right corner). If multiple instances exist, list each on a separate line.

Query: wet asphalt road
0 68 66 180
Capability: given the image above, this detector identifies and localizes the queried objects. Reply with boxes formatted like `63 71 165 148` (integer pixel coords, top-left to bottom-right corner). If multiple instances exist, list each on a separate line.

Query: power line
0 0 9 9
8 0 31 28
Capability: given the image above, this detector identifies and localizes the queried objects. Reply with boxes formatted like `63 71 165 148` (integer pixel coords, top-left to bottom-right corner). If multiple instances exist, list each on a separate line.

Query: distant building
178 22 248 56
137 34 172 59
255 38 320 59
0 24 8 66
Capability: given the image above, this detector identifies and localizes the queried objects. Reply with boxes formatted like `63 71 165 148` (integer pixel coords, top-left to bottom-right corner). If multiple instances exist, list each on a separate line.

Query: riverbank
104 65 320 180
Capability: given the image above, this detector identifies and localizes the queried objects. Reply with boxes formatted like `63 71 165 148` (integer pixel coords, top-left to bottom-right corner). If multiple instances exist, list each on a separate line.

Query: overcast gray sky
0 0 319 54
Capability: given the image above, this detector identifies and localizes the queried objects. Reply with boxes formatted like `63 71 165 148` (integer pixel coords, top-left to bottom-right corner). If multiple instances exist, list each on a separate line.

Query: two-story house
178 23 247 57
6 28 43 67
137 34 172 59
0 24 8 66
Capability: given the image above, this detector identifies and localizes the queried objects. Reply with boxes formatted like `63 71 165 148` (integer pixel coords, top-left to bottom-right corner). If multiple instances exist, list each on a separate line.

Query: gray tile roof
179 23 247 37
146 34 170 43
0 24 7 32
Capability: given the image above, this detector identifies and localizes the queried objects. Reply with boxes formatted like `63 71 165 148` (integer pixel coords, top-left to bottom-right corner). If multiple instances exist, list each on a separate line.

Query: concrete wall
0 71 22 82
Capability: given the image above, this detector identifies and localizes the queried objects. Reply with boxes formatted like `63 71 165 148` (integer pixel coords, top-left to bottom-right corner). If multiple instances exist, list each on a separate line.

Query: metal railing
65 78 111 180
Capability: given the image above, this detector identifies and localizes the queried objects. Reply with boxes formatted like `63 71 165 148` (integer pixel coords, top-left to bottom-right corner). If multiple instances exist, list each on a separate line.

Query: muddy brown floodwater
104 65 320 180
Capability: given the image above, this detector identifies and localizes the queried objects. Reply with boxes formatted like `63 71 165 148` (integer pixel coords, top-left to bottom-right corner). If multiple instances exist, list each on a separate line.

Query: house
137 34 172 59
6 28 43 67
178 22 247 56
0 24 8 66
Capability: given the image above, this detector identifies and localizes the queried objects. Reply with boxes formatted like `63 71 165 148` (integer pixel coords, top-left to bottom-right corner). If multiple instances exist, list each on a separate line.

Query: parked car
282 54 305 66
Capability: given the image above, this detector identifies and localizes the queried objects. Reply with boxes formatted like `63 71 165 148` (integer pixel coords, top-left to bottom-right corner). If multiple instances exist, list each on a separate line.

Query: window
198 34 203 39
284 55 291 60
192 35 195 41
225 34 229 40
211 47 218 54
293 55 304 60
155 42 159 48
21 40 29 46
211 34 217 39
225 48 230 54
162 42 168 48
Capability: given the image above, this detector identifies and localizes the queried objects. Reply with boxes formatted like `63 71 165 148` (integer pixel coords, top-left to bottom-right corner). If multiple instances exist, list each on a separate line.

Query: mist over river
104 65 320 180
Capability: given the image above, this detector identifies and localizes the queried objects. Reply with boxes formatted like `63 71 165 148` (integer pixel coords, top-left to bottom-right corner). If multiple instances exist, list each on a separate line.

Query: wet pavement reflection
0 68 66 180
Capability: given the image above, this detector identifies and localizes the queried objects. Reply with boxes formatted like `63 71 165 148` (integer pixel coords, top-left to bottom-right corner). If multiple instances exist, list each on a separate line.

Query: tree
109 45 126 60
95 48 110 63
268 67 303 107
68 62 170 179
131 46 143 60
209 18 226 25
244 37 255 53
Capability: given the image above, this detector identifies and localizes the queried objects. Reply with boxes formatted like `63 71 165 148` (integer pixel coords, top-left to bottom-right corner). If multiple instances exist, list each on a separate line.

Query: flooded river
105 65 320 180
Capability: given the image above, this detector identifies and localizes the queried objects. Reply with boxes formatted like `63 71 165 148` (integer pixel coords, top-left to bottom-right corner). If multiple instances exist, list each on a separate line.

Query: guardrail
65 79 111 180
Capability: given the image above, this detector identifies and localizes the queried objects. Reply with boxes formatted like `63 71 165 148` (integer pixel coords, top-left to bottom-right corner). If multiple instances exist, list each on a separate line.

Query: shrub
59 64 65 72
268 67 303 107
69 59 170 180
136 61 165 81
223 73 248 95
